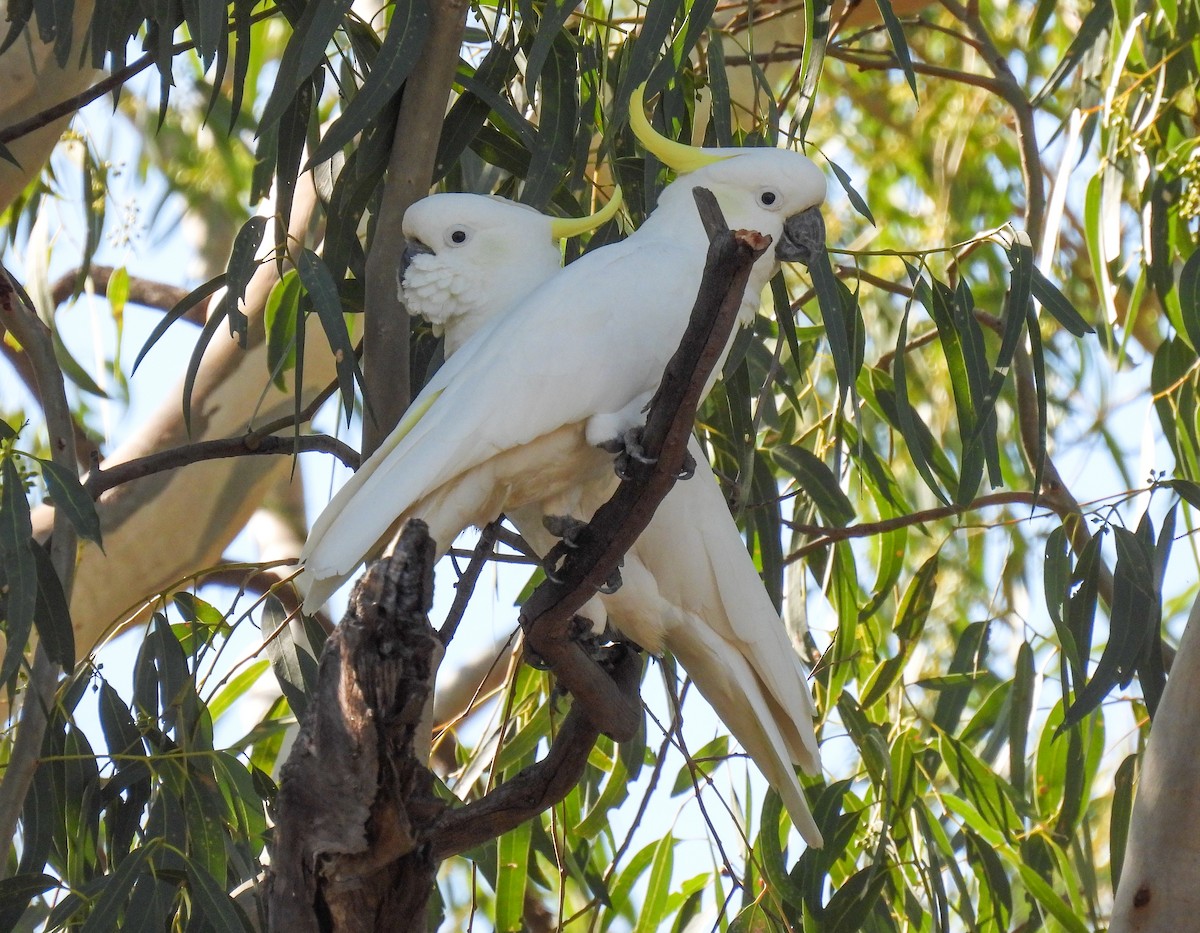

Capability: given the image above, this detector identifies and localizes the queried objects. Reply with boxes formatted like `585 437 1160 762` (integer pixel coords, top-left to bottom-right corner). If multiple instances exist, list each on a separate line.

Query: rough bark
268 521 446 933
1110 591 1200 932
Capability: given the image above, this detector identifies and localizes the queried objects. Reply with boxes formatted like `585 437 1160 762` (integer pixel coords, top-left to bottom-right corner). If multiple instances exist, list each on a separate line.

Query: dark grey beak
776 206 826 266
400 238 434 272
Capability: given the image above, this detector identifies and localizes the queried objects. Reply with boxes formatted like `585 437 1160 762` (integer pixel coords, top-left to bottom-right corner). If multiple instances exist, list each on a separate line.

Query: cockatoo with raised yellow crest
299 84 829 844
396 176 824 845
298 92 829 845
298 82 826 598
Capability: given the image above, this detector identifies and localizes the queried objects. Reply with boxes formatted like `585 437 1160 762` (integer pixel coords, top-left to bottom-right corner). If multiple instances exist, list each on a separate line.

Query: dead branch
267 521 446 932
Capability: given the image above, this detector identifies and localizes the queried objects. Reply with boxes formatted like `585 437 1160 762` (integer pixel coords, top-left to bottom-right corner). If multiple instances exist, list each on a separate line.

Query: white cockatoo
397 198 824 843
297 83 827 653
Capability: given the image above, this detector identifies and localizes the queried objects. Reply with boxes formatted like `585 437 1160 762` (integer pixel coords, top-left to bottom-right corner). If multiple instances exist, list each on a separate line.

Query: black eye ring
760 191 777 206
450 229 468 244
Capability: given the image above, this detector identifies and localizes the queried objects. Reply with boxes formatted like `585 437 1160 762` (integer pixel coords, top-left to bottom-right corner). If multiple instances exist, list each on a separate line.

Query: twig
80 432 359 499
0 269 78 874
360 0 470 457
246 375 342 442
827 46 1008 97
784 490 1055 562
518 188 771 743
438 522 499 645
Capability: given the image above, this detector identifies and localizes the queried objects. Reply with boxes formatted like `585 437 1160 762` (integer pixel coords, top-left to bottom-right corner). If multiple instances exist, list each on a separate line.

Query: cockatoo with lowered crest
397 195 824 843
297 86 829 794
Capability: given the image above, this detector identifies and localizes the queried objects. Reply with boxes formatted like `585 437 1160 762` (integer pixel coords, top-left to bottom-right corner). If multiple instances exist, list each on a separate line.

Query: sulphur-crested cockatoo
397 192 823 845
297 83 827 642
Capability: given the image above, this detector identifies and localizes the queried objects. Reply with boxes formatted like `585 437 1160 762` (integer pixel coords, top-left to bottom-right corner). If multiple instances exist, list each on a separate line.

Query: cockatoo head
629 83 827 266
400 191 622 354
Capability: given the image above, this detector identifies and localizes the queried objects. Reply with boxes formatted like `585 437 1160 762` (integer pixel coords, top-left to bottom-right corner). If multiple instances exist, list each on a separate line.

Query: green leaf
264 595 318 718
755 792 807 911
1032 0 1115 105
185 853 254 931
132 274 227 374
894 553 938 641
1180 249 1200 348
297 248 362 425
891 281 950 504
633 834 674 933
310 1 430 165
1013 861 1090 933
208 659 271 722
266 272 302 393
807 239 855 405
78 846 153 933
824 863 891 931
1009 641 1034 793
826 158 874 226
0 873 61 915
1030 266 1094 336
259 0 354 131
31 541 74 669
524 30 578 210
106 265 130 319
181 300 234 436
670 735 729 796
495 819 532 932
873 0 919 99
1062 526 1157 731
0 457 37 686
37 457 102 546
1110 753 1137 890
772 444 855 526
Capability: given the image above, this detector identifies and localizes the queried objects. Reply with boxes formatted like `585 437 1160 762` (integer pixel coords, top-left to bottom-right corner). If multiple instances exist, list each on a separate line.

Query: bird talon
676 451 696 481
598 563 623 594
543 514 587 548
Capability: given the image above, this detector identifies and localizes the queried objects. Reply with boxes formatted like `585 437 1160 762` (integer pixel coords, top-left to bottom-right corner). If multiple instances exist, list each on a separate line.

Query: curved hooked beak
776 206 826 266
400 239 434 279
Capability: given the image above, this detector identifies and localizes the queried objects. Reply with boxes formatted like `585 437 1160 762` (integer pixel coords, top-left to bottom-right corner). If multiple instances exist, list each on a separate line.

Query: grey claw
543 514 587 548
598 565 623 595
676 450 696 481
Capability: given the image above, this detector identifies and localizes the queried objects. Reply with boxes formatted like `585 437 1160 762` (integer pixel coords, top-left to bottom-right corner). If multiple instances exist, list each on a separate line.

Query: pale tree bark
0 1 101 211
29 173 334 648
1110 591 1200 931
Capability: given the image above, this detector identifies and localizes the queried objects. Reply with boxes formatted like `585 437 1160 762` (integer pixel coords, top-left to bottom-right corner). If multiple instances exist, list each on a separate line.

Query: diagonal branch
518 188 772 743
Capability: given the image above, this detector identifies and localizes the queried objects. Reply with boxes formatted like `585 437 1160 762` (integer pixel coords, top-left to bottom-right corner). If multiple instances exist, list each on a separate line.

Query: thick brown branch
519 189 771 742
431 646 643 860
81 433 359 499
267 521 445 932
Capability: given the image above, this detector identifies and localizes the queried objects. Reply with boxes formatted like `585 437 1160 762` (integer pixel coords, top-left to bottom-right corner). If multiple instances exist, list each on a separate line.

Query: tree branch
49 265 199 319
360 0 470 457
431 646 643 860
267 521 445 932
0 268 77 873
80 432 359 500
518 188 772 742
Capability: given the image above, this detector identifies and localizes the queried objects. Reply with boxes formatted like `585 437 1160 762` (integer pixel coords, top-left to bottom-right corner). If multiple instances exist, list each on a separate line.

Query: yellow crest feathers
549 186 624 239
628 82 730 173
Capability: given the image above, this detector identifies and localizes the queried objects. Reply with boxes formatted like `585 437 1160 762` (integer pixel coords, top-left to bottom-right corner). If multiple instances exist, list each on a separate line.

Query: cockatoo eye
758 189 781 209
448 228 469 245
